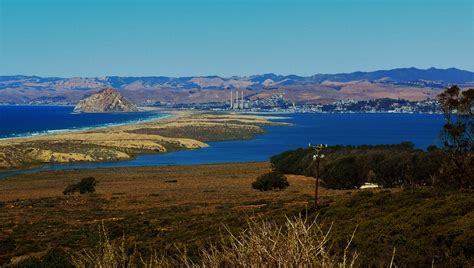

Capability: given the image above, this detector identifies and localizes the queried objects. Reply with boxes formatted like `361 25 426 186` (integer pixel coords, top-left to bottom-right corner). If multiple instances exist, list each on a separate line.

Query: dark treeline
271 142 445 189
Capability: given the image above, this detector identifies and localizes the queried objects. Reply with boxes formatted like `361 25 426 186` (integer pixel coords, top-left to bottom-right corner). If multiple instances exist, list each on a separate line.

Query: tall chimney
235 91 239 109
241 91 244 109
230 91 233 109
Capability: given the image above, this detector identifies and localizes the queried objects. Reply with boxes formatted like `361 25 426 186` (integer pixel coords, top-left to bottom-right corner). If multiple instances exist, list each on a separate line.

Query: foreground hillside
0 163 472 266
319 189 474 266
0 162 316 265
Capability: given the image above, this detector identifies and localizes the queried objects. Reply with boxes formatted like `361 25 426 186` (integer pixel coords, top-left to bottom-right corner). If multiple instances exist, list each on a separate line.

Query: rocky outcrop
74 88 138 113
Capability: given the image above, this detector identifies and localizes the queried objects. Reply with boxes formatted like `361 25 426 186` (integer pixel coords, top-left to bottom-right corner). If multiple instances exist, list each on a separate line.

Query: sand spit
0 111 288 170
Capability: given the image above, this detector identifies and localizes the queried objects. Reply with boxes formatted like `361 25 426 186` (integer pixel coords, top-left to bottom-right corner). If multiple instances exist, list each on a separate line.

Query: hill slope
1 68 473 105
319 189 474 267
73 88 138 113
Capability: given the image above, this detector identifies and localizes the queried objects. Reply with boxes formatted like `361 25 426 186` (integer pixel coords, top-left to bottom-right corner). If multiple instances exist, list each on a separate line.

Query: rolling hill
1 67 473 105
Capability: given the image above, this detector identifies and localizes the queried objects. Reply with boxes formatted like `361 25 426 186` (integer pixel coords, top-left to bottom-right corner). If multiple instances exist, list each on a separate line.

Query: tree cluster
438 85 474 189
271 143 444 189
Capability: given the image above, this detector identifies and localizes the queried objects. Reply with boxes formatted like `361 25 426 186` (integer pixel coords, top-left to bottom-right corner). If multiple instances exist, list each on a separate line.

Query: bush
63 177 97 195
200 216 358 266
252 171 289 191
71 217 358 267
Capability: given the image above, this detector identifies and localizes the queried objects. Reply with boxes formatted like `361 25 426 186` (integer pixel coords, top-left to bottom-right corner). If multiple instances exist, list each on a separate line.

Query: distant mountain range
1 67 473 105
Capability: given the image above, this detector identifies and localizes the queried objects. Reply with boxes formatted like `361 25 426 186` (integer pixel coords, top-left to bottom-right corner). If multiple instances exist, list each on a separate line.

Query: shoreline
0 110 289 173
0 106 176 140
0 113 172 141
0 108 189 143
0 160 271 180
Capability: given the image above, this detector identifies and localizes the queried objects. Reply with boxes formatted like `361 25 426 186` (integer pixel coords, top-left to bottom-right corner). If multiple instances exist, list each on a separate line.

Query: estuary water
0 107 445 178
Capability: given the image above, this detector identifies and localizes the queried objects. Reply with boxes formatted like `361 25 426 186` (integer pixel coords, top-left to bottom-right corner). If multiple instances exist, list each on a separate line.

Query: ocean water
0 105 167 139
0 110 445 178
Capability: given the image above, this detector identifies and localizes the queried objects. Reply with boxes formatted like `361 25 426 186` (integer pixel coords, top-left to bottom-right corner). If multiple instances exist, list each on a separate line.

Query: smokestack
241 91 244 109
235 91 239 109
230 91 233 109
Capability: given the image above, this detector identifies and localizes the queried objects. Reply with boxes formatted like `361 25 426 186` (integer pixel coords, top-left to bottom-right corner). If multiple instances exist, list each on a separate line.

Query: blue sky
0 0 473 77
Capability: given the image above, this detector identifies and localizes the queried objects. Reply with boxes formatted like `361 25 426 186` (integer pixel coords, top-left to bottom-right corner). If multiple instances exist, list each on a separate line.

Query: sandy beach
0 110 288 170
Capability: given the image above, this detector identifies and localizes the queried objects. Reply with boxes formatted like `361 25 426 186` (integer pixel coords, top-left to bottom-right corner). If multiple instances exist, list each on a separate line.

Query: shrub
200 216 358 267
252 171 289 191
63 177 97 195
71 217 359 267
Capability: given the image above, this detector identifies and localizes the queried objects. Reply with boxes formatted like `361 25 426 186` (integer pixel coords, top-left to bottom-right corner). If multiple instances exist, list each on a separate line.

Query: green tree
438 86 474 189
321 156 366 189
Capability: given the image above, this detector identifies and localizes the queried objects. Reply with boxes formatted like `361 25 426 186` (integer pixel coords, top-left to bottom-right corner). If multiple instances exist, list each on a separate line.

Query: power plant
229 90 245 110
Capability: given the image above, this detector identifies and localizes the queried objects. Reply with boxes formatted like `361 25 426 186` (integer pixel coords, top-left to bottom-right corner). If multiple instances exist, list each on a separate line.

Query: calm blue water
0 105 167 139
0 111 445 178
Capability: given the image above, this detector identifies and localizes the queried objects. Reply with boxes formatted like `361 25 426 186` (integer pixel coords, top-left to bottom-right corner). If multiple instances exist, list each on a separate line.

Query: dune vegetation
0 112 287 170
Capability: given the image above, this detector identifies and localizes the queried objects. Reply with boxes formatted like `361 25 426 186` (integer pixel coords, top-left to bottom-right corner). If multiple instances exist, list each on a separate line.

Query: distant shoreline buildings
146 93 441 114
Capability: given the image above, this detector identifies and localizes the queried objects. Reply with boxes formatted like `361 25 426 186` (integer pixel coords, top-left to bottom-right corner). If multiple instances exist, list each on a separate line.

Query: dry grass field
0 162 352 265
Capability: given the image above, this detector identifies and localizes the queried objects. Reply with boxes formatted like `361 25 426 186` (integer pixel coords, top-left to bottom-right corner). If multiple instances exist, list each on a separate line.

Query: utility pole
311 143 327 209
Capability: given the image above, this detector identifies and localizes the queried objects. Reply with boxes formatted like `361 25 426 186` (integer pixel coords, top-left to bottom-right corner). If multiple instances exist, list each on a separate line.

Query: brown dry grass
71 216 359 267
0 163 344 208
0 162 355 265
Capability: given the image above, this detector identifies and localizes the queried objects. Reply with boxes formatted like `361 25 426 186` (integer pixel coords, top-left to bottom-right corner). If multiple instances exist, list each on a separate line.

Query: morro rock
74 88 138 113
